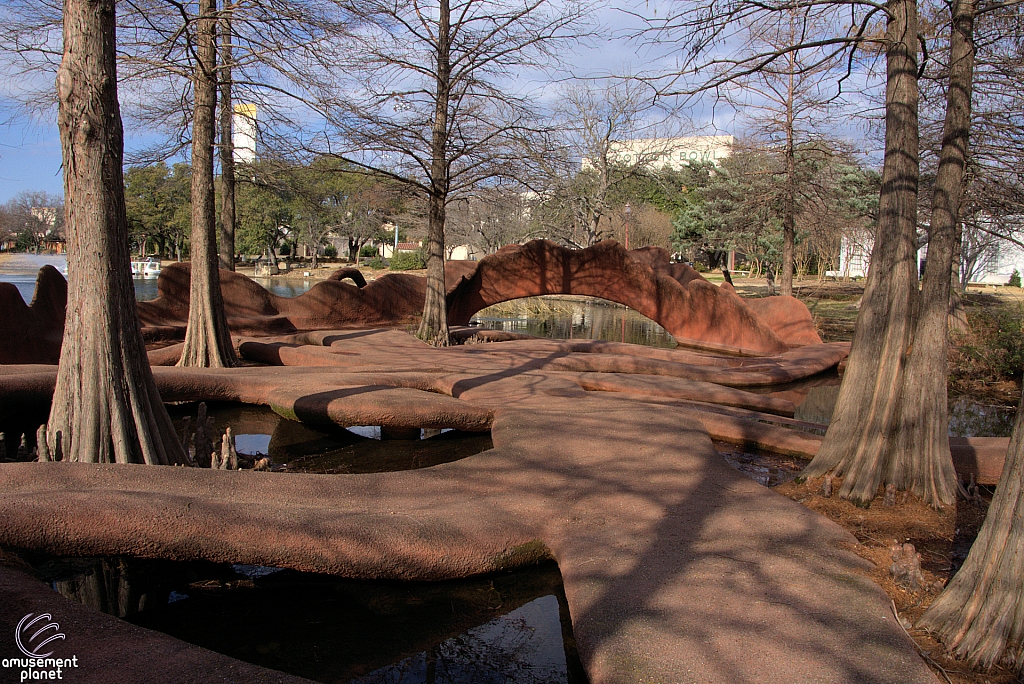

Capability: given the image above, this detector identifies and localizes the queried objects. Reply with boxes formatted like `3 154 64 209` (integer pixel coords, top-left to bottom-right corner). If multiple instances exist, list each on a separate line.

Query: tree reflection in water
17 553 588 684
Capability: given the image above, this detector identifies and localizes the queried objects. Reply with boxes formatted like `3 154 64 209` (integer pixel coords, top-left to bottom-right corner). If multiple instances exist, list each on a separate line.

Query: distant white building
830 232 873 279
967 239 1024 285
583 135 734 172
233 104 257 164
827 228 1024 285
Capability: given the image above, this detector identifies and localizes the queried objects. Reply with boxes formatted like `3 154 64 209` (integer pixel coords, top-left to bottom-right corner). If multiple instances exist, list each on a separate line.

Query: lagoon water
0 255 315 302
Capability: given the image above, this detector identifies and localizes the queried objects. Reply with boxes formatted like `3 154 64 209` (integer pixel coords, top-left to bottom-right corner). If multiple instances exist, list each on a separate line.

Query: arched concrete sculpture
1 241 822 363
446 240 819 352
135 241 818 353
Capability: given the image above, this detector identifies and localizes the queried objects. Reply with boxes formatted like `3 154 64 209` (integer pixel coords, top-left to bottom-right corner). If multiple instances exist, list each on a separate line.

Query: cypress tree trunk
780 65 796 297
218 0 236 272
949 218 970 333
50 0 188 465
802 0 923 504
416 0 451 346
918 390 1024 667
913 5 1024 667
890 0 976 506
179 0 238 367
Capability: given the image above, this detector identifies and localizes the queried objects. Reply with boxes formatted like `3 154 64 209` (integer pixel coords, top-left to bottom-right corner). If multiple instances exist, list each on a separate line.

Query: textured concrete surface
0 329 943 683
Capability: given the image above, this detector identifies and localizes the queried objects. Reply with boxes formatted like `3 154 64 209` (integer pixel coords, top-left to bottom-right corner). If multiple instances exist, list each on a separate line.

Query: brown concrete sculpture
136 241 819 354
135 262 428 340
447 240 819 352
1 241 823 364
0 265 66 364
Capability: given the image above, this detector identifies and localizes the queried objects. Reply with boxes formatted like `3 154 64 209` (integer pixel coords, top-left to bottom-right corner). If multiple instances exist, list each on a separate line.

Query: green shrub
364 257 385 269
1010 269 1021 288
359 244 378 258
389 250 426 270
323 244 337 258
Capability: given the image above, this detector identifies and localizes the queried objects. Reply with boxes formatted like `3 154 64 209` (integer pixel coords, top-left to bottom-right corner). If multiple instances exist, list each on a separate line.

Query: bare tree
640 0 967 505
218 0 236 271
535 81 683 248
915 0 1024 668
48 0 187 464
725 9 844 295
2 192 65 253
178 0 238 368
445 187 536 255
314 0 589 345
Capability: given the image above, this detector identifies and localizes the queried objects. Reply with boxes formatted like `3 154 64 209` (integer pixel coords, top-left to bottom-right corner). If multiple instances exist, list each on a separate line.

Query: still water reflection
470 297 677 348
167 402 493 473
20 553 586 684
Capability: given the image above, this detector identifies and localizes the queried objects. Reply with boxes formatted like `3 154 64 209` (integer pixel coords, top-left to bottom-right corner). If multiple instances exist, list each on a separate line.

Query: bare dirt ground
773 478 1021 684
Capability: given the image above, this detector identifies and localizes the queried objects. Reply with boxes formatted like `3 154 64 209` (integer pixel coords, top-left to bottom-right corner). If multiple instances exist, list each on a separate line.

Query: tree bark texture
179 0 238 367
918 385 1024 667
416 0 451 346
781 67 796 297
802 0 925 504
50 0 187 465
218 1 236 272
892 0 976 506
948 211 970 334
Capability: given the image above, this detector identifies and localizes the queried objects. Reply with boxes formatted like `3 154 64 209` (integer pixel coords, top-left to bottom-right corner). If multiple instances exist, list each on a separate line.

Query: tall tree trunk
914 6 1024 666
919 383 1024 666
781 64 796 297
948 207 970 334
802 0 923 504
179 0 237 368
50 0 187 465
416 0 450 346
890 0 976 507
218 0 235 272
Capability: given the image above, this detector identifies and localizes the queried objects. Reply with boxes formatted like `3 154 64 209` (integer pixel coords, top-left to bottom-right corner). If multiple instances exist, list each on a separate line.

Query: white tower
232 103 257 164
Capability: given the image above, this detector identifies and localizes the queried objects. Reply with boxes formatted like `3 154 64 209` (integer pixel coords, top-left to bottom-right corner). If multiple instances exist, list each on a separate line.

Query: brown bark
50 0 187 465
781 66 796 297
914 4 1024 668
886 0 975 507
918 390 1024 667
218 0 236 272
948 214 970 334
178 0 238 368
416 0 451 346
802 0 924 504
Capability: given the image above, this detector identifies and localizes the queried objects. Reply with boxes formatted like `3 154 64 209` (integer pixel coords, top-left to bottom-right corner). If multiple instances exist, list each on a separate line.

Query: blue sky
0 2 883 204
0 112 64 202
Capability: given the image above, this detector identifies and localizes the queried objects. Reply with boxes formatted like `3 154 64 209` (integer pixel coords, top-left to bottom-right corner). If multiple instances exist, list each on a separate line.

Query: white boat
131 258 162 278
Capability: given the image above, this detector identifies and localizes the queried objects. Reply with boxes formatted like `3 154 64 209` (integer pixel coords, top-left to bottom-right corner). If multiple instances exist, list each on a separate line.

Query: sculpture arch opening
469 295 678 348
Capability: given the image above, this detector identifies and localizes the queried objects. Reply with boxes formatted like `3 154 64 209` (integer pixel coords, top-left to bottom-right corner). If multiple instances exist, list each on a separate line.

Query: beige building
584 135 734 171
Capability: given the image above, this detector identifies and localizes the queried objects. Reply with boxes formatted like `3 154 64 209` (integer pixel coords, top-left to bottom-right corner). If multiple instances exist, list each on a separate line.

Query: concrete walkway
0 331 938 683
